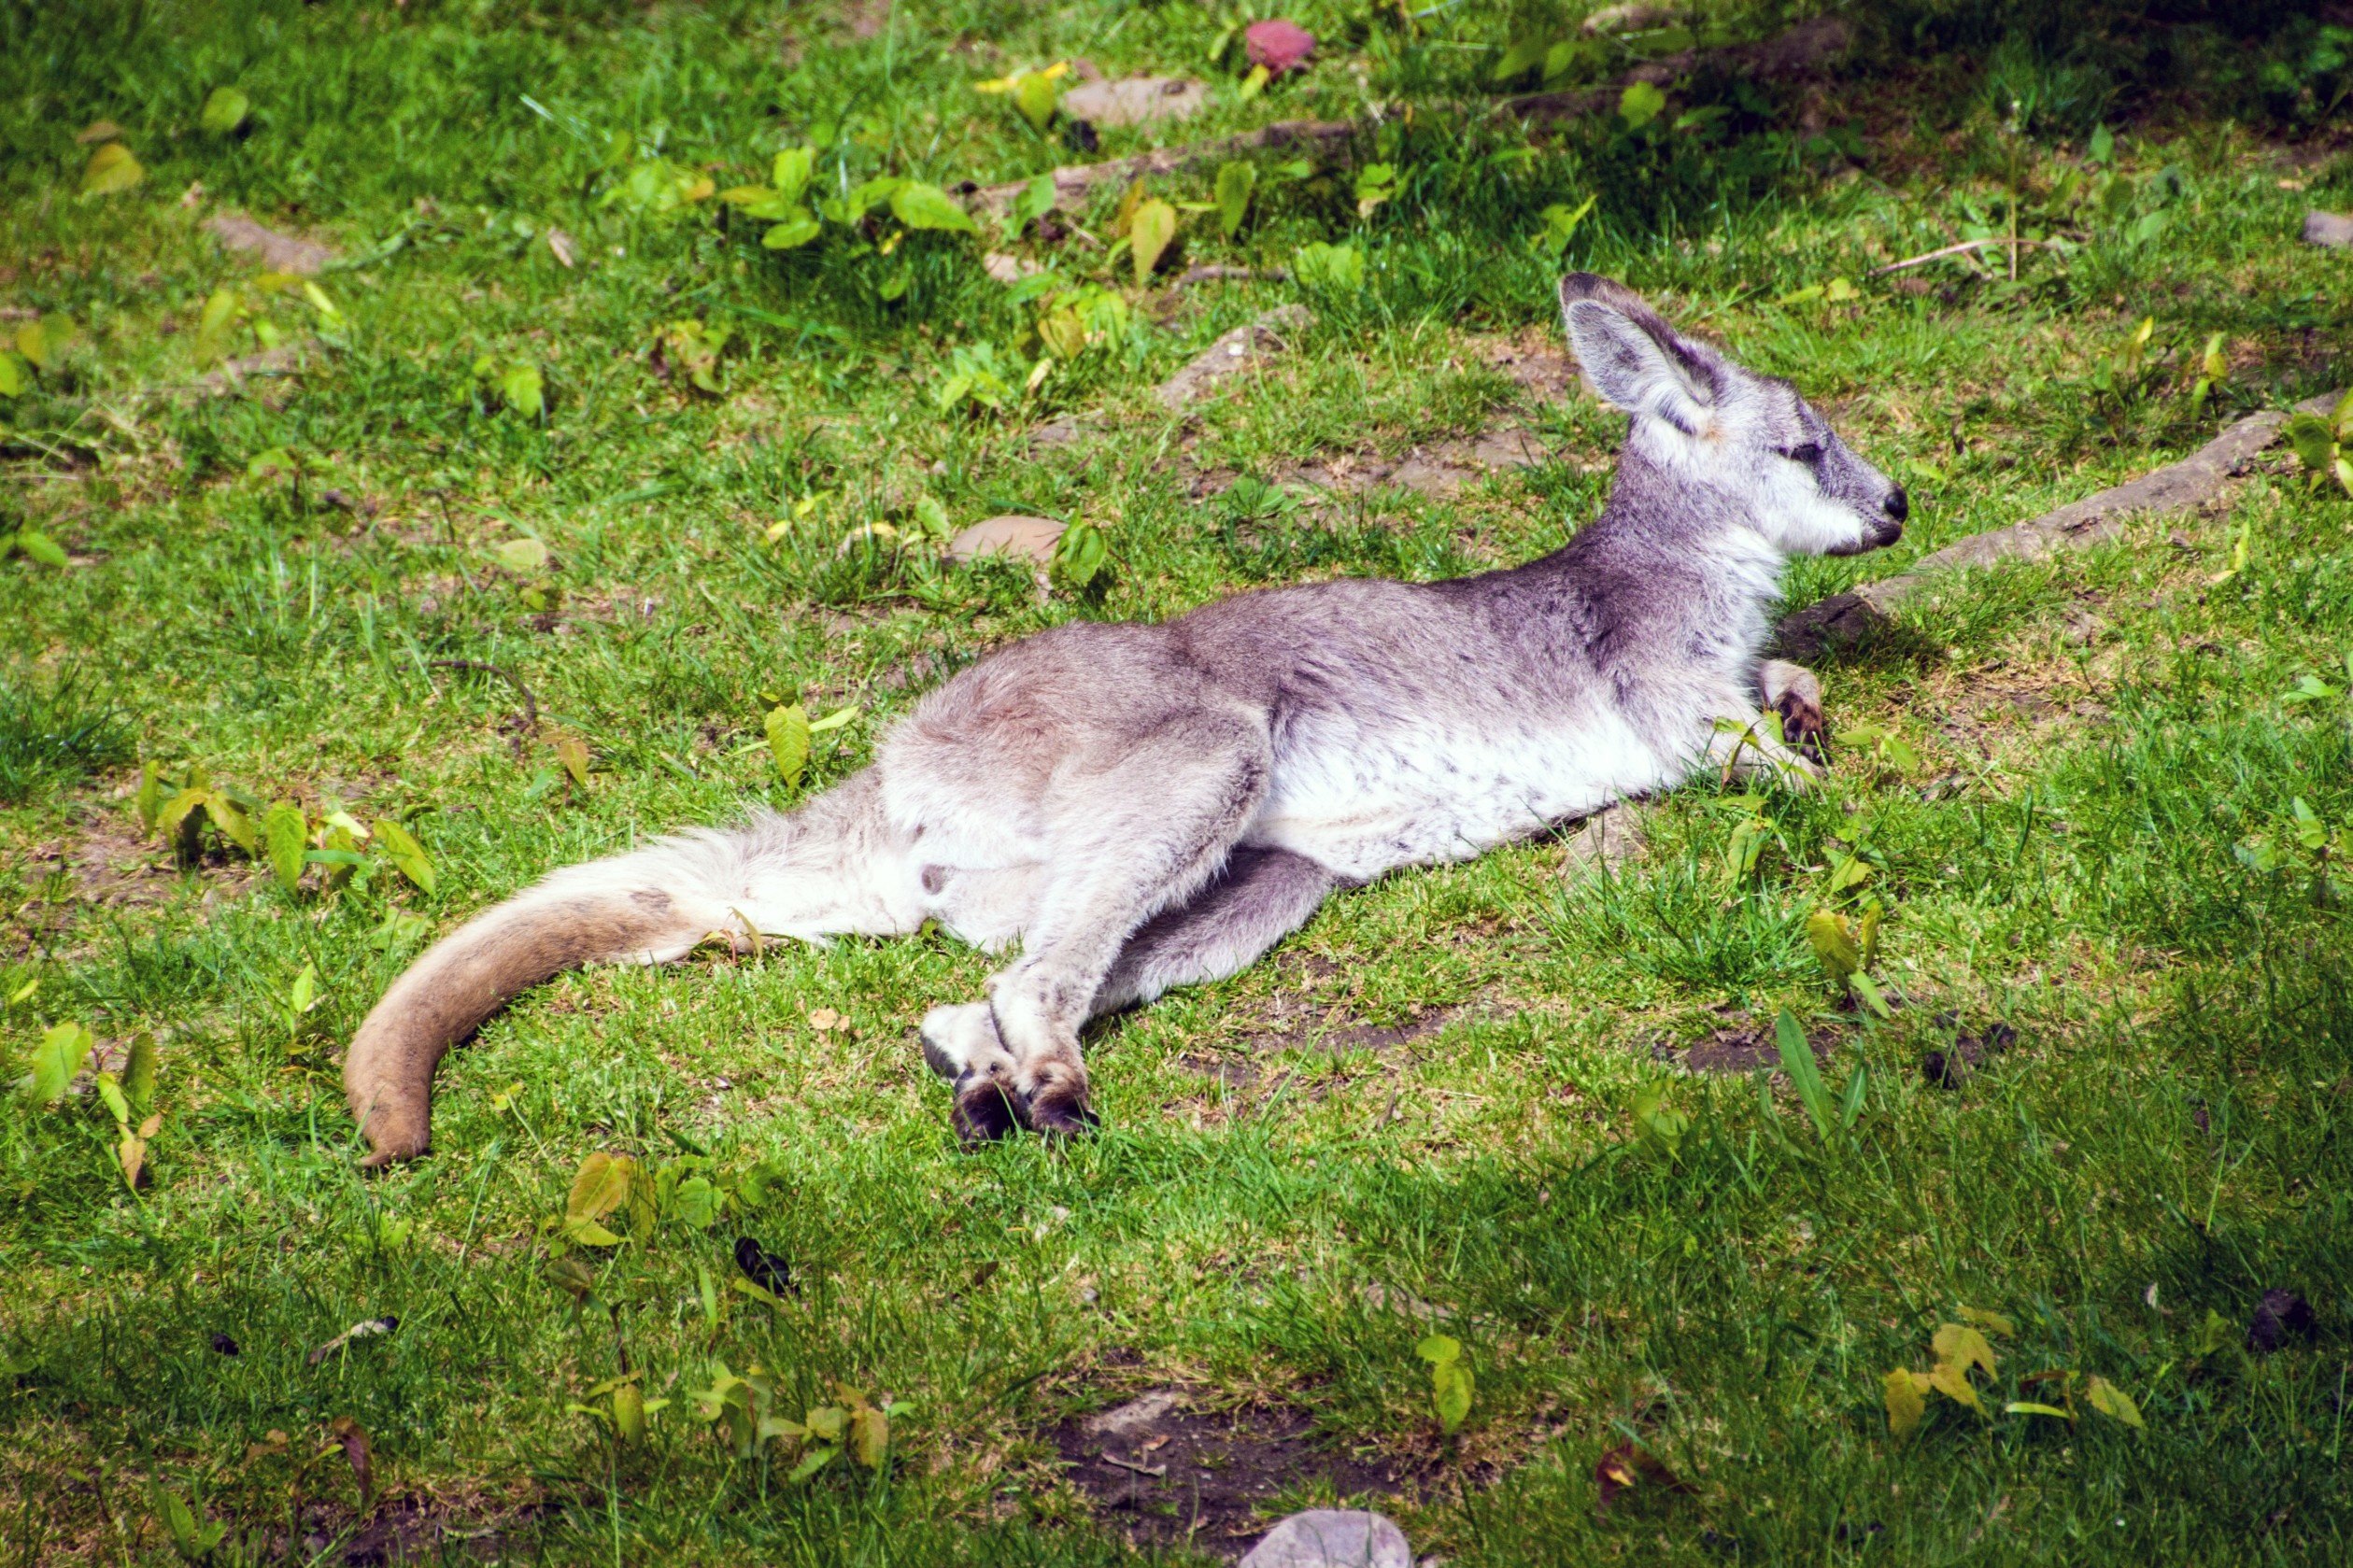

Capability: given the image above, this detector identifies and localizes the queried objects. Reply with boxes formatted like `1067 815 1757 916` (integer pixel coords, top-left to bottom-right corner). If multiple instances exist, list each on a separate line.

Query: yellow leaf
1883 1368 1928 1438
1927 1360 1986 1414
493 537 550 573
848 1405 888 1468
81 142 146 196
1957 1306 2015 1337
566 1151 636 1223
556 736 590 787
1933 1323 1999 1382
2085 1375 2145 1431
1129 198 1177 286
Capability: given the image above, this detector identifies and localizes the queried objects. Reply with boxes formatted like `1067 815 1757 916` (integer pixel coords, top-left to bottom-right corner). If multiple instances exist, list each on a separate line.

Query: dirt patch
1670 1022 1836 1075
337 1496 534 1566
1055 1391 1410 1560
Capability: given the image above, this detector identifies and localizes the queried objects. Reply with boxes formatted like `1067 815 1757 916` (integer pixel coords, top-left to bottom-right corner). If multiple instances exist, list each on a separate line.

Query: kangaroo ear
1560 291 1716 434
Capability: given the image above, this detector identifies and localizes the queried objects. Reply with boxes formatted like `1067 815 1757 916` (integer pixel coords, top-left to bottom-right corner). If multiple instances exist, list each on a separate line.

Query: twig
1100 1453 1168 1477
1169 264 1288 288
1867 238 2068 276
430 658 539 730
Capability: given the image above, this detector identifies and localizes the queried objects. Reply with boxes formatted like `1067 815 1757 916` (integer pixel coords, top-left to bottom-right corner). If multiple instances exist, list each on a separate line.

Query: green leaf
262 802 307 890
2087 122 2114 164
890 181 978 235
2085 1375 2145 1430
493 536 550 573
1054 520 1109 588
373 818 436 894
1214 161 1256 237
0 351 22 397
1414 1334 1461 1366
761 217 821 250
247 446 297 482
2005 1401 2074 1420
151 1480 226 1561
24 1021 93 1106
567 1151 635 1225
1838 1059 1870 1129
122 1030 157 1116
785 1445 839 1483
1292 240 1364 292
1013 71 1060 134
81 142 145 196
1933 1322 1999 1382
205 792 256 854
200 86 251 135
1432 1358 1473 1434
767 703 812 785
1774 1008 1833 1137
1128 198 1177 285
501 362 545 419
1806 908 1862 980
771 146 815 205
2284 413 2337 476
1850 970 1893 1019
1618 80 1667 130
1005 173 1057 240
11 529 66 567
673 1175 720 1227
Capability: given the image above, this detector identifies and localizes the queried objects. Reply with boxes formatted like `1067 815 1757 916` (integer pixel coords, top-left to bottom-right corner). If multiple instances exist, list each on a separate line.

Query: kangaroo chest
1241 706 1676 882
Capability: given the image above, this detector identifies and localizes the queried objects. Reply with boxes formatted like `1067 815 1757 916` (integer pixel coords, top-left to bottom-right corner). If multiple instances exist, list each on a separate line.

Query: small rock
1060 77 1207 128
983 252 1042 284
2303 211 2353 248
1240 1510 1411 1568
1559 801 1646 881
204 212 337 275
946 515 1065 565
1584 1 1680 33
210 1333 241 1356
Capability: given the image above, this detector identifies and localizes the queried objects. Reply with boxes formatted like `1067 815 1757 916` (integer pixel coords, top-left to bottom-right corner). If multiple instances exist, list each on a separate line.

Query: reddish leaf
1243 20 1316 75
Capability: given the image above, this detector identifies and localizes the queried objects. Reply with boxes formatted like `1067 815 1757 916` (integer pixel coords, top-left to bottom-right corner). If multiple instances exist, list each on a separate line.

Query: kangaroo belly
1244 713 1674 881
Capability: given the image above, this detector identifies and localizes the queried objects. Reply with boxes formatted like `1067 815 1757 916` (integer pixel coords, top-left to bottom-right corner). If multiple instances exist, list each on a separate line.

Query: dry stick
1169 264 1288 287
429 658 539 730
1868 237 2070 277
1100 1453 1168 1477
1775 390 2349 658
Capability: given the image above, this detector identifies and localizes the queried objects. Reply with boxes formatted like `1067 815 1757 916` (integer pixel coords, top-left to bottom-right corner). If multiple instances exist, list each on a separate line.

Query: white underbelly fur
1244 712 1677 881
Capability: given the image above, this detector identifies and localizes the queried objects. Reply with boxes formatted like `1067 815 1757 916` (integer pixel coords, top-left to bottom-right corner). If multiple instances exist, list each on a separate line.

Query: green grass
3 2 2351 1563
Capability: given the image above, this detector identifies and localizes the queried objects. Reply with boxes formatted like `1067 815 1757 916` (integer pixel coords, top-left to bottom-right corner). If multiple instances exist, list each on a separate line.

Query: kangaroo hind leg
985 710 1273 1137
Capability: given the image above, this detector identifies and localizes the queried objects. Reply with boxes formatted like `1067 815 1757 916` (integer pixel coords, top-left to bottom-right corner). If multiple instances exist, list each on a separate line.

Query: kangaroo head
1557 274 1906 558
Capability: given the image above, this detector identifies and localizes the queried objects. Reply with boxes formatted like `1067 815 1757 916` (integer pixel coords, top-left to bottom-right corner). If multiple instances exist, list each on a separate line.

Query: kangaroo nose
1884 487 1909 523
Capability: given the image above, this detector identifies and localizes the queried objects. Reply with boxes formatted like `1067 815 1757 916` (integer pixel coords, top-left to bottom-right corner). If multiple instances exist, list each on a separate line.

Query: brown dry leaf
546 228 577 267
76 120 122 144
326 1416 374 1510
808 1007 844 1032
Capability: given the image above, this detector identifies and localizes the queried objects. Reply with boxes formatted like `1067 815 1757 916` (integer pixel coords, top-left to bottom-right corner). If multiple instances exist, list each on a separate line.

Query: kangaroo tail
344 770 917 1166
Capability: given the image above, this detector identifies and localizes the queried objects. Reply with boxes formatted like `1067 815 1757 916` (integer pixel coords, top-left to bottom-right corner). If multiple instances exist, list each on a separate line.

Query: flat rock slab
947 514 1063 564
1157 304 1312 412
2305 210 2353 247
1559 800 1647 881
1239 1510 1410 1568
1054 1391 1407 1560
204 212 335 275
1063 77 1208 127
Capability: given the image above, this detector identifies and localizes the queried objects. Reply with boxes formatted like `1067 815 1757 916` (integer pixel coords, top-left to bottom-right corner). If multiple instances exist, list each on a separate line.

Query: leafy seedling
2283 390 2353 497
1415 1334 1474 1434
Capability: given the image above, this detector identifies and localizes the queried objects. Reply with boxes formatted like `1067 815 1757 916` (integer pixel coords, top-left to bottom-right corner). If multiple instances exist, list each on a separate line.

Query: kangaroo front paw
1774 688 1828 765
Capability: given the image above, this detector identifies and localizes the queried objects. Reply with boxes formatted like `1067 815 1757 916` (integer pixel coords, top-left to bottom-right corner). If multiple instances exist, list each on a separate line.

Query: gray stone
203 212 336 275
1061 77 1207 128
1240 1510 1411 1568
1560 801 1647 881
1155 304 1312 412
2303 210 2353 248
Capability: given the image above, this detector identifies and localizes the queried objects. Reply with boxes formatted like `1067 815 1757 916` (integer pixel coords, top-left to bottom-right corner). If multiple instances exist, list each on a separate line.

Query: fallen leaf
493 536 551 573
2084 1375 2145 1430
80 142 145 196
1243 19 1316 75
546 228 576 267
327 1416 374 1510
1594 1443 1694 1513
1884 1367 1928 1438
808 1007 844 1031
75 120 121 144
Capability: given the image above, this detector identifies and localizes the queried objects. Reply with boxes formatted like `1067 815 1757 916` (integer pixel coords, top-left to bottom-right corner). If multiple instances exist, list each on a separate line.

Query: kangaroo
344 275 1906 1164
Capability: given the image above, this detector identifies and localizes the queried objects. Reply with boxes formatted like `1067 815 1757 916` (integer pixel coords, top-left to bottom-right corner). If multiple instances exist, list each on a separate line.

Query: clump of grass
0 667 130 803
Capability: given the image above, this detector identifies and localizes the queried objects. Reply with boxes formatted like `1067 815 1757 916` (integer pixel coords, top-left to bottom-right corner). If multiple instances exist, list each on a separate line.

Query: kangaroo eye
1780 443 1823 466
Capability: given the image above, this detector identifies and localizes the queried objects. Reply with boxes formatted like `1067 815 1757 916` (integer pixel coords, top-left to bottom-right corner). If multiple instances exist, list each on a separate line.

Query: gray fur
345 275 1905 1159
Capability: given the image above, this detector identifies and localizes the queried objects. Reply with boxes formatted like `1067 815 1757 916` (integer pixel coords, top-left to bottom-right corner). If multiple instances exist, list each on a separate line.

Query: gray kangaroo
344 275 1906 1164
